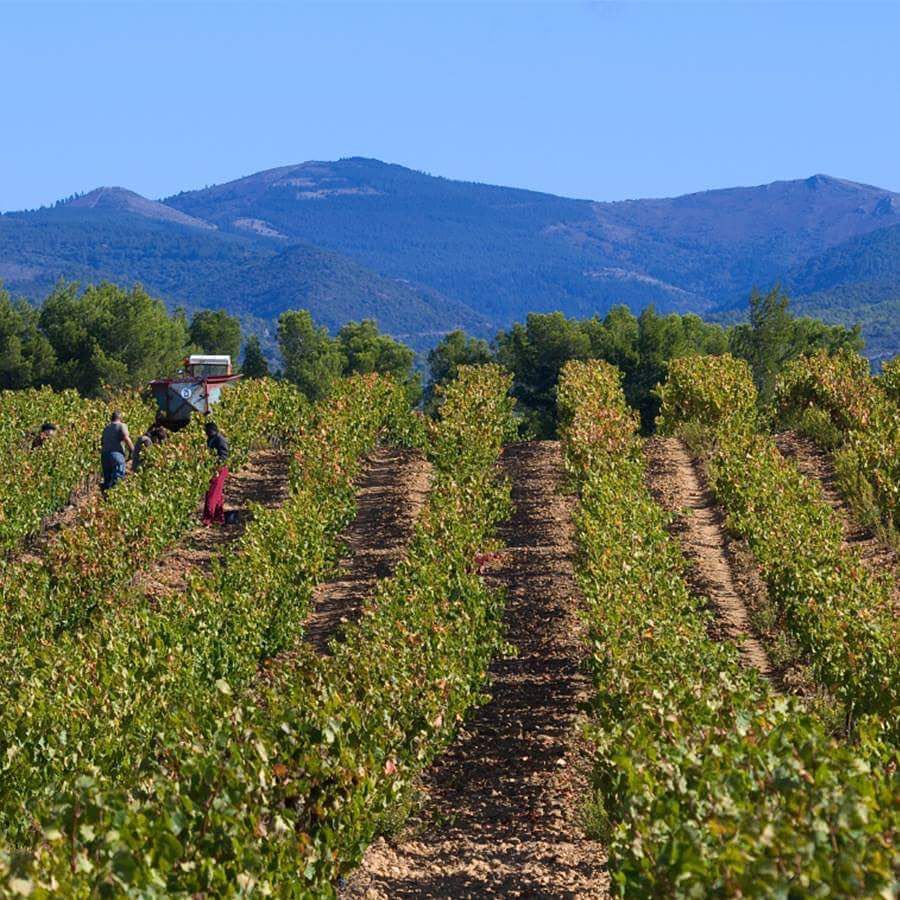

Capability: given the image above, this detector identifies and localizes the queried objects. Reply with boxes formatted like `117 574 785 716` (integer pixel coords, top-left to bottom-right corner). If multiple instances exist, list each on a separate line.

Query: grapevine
560 358 897 896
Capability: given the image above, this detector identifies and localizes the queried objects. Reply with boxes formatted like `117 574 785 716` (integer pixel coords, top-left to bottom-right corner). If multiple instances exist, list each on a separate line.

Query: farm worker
31 422 57 449
202 420 229 525
131 435 152 473
132 425 169 473
100 410 133 492
148 424 170 445
204 420 229 462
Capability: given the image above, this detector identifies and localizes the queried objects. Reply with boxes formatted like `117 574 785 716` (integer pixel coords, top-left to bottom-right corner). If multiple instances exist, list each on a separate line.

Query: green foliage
0 288 55 389
0 386 84 455
336 319 420 405
878 354 900 403
0 365 515 895
426 330 493 385
656 353 758 435
558 359 898 896
0 390 153 552
496 312 591 436
241 334 270 378
626 307 729 428
37 281 192 397
776 347 877 434
663 354 898 727
792 290 899 369
188 308 242 359
0 376 401 853
495 307 728 436
277 309 344 401
776 348 899 532
424 329 494 414
0 379 299 647
279 310 420 405
556 359 640 472
708 429 897 725
728 286 862 408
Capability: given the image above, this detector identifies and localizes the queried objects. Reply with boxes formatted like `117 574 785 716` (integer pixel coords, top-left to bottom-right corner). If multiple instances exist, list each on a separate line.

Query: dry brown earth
304 446 432 653
645 436 772 678
343 440 608 899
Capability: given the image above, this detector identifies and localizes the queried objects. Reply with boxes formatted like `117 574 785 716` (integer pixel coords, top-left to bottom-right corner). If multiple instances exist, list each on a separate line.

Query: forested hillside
1 159 898 356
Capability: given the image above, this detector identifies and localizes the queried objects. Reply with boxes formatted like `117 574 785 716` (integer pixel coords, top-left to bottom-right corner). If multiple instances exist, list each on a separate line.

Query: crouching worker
132 424 169 473
31 422 58 449
132 435 152 473
202 420 230 525
100 410 133 492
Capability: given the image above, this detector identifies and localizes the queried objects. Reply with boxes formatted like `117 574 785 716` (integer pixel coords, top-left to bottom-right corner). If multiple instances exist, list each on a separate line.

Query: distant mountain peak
166 159 396 207
805 173 835 189
64 187 215 230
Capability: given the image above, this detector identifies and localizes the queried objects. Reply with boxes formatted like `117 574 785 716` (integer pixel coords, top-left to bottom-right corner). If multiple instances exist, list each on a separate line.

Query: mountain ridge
2 159 898 359
66 187 216 231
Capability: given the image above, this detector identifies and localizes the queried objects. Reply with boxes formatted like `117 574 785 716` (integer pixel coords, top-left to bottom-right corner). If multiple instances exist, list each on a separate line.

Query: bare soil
12 476 99 565
774 431 899 595
645 436 772 678
304 446 432 653
343 440 608 899
133 448 292 600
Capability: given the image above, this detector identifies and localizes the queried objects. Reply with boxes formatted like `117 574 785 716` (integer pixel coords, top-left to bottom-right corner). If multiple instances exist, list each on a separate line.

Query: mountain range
1 158 898 360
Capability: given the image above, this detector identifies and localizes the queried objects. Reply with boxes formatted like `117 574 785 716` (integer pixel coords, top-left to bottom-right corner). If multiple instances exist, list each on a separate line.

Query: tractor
149 355 241 430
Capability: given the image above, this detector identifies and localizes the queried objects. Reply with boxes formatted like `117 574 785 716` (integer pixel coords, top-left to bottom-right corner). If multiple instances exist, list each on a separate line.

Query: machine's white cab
185 355 233 377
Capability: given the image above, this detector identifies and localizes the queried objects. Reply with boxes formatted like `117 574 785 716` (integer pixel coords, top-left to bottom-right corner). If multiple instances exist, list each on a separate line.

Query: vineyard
0 352 897 897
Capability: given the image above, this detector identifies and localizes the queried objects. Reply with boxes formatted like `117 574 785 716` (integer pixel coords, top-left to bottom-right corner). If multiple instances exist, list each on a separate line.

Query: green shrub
656 353 758 435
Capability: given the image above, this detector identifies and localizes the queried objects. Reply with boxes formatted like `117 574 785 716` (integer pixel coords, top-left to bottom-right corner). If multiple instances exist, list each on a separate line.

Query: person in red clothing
202 421 229 525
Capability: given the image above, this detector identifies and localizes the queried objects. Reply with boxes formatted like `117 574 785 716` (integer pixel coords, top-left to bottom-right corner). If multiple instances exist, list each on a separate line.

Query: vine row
0 378 304 648
559 358 897 896
0 390 153 553
1 364 517 896
657 354 897 729
775 348 899 534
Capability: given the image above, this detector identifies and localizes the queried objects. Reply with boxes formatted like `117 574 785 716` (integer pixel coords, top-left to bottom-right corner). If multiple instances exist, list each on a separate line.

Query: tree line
430 288 861 434
0 280 862 433
0 281 418 402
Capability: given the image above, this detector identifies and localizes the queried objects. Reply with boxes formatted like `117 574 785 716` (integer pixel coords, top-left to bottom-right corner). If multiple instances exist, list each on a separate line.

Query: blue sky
2 1 898 212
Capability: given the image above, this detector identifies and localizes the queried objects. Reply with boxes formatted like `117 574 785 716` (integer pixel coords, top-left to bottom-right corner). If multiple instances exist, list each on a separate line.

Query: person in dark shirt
148 425 169 445
132 434 152 473
204 421 229 461
132 425 169 473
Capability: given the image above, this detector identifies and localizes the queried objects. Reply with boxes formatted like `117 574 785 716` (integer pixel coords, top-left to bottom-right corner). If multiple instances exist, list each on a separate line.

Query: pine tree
241 335 269 378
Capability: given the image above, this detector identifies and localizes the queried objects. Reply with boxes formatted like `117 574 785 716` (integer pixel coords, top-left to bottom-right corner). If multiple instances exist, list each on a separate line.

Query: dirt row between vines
774 431 899 597
13 475 99 565
133 444 433 616
133 446 294 600
344 440 609 899
304 446 432 652
644 436 773 678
